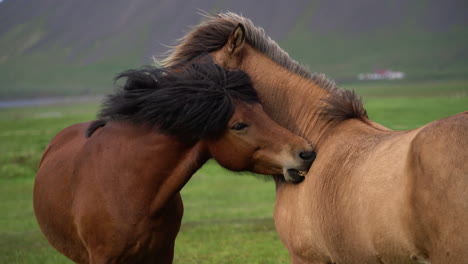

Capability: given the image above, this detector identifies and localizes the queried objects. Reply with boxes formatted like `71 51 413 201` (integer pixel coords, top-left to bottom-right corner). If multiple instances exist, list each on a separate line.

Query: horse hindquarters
408 112 468 263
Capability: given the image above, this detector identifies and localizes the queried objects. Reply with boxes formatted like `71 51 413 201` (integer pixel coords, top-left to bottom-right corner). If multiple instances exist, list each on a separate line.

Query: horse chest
274 182 329 260
274 163 425 264
275 195 429 264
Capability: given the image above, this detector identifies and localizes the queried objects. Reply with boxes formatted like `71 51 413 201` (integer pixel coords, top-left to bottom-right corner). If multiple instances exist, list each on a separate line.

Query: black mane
86 60 259 140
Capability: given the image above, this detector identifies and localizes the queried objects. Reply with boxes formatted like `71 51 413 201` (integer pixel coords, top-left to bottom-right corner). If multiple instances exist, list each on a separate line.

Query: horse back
408 111 468 262
39 122 89 167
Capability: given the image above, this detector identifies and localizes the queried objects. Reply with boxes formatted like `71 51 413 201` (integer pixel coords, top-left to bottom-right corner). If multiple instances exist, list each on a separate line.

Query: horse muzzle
283 168 307 184
283 150 316 184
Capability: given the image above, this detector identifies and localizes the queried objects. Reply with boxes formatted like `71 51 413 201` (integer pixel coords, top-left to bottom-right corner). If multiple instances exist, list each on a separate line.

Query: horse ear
226 23 246 57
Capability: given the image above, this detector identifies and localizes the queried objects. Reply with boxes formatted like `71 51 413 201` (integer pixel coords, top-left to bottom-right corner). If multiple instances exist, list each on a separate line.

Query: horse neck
239 49 337 144
146 133 210 214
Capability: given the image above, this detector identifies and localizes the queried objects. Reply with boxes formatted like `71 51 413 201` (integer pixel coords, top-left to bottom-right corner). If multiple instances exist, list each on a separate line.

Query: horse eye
231 123 248 131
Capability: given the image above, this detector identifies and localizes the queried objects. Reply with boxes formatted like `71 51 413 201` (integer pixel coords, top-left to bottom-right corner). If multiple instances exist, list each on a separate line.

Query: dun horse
160 13 468 264
33 61 315 263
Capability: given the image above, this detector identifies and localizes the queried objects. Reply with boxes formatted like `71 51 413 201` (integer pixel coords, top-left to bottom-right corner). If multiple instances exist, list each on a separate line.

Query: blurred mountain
0 0 467 98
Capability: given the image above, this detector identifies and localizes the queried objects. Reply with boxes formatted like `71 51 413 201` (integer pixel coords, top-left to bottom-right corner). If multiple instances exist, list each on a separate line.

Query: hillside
0 0 467 98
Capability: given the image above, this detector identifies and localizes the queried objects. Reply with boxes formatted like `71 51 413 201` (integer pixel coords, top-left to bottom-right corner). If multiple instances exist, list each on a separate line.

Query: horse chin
283 169 306 184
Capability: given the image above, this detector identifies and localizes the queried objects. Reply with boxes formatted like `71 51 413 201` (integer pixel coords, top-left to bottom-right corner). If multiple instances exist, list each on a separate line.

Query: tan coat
160 13 468 263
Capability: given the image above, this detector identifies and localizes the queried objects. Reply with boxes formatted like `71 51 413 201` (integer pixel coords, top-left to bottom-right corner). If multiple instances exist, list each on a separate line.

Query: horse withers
33 61 315 263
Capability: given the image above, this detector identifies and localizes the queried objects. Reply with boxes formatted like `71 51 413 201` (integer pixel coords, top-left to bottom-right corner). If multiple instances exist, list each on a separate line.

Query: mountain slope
0 0 467 98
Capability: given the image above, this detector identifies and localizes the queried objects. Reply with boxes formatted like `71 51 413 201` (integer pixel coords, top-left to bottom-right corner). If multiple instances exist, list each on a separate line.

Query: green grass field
1 81 467 263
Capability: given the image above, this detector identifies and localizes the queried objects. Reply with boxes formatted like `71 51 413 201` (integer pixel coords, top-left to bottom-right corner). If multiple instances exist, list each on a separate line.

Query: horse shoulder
64 123 186 261
407 112 468 261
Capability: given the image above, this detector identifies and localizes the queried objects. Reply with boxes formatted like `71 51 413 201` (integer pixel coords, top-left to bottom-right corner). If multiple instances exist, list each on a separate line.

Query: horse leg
145 192 183 264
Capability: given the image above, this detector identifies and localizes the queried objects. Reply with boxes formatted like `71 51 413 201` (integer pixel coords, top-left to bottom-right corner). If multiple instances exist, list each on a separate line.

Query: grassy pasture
0 81 467 263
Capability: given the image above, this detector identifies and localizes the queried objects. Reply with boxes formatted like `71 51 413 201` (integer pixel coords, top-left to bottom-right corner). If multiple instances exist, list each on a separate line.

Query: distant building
358 69 405 80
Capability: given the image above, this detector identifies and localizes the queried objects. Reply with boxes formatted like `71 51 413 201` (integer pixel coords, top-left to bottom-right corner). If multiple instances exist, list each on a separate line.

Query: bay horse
33 61 316 264
159 13 468 264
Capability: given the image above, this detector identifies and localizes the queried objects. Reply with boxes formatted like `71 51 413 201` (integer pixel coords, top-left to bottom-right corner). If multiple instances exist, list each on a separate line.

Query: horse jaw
283 168 307 184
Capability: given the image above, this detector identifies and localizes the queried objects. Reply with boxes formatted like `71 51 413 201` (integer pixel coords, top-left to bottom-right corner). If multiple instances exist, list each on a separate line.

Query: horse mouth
284 169 306 184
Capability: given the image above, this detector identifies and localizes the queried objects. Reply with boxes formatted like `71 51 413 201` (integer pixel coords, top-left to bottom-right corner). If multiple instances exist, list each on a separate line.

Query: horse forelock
88 61 259 140
158 12 367 122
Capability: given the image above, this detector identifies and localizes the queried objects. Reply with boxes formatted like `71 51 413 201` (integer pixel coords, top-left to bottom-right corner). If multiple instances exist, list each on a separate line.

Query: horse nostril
299 151 316 161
